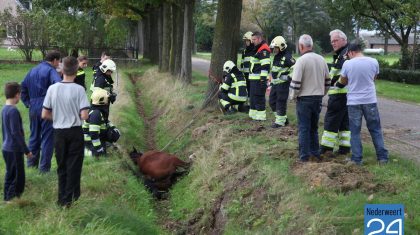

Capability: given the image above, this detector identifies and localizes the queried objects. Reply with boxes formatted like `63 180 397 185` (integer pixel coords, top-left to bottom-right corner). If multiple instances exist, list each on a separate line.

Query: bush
379 68 420 84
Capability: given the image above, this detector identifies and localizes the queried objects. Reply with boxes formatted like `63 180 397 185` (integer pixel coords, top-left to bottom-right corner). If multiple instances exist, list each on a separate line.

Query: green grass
0 47 43 61
375 80 420 104
0 63 162 234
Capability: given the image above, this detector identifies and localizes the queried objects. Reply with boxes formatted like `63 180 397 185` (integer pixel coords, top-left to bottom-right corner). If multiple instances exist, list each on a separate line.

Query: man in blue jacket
21 50 62 173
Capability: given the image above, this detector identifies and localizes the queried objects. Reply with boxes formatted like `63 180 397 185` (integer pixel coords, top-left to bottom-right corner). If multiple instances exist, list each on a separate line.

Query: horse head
129 146 143 164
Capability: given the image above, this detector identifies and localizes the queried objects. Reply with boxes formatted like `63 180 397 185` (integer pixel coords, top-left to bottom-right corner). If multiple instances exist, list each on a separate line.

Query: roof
364 34 416 45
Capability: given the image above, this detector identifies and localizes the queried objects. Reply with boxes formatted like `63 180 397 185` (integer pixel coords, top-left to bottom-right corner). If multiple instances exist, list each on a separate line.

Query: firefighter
269 36 295 128
92 52 111 78
83 88 120 157
219 60 248 115
320 29 351 157
249 32 271 121
91 59 117 105
240 31 255 98
75 55 88 90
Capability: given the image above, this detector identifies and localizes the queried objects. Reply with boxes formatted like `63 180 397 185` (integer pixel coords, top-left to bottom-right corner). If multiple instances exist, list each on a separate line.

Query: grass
0 47 43 61
0 63 162 234
132 64 420 234
375 80 420 104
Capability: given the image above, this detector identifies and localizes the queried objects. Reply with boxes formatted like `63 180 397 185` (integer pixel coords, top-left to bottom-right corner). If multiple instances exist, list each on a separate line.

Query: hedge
379 68 420 84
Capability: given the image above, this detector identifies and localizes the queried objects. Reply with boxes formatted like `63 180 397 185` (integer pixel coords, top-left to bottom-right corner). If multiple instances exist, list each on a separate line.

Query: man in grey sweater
289 34 331 162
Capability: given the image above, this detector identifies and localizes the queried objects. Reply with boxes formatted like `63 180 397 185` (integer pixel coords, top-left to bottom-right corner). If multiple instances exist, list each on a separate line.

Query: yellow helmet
243 31 253 40
270 36 287 51
91 88 110 105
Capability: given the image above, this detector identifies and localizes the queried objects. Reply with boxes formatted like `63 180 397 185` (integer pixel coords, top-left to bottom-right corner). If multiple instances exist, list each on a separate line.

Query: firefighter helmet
91 88 109 105
243 31 253 40
99 59 116 73
223 60 236 73
270 36 287 51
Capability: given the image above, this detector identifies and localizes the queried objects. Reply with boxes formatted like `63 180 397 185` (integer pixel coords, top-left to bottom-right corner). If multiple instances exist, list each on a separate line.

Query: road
192 57 420 164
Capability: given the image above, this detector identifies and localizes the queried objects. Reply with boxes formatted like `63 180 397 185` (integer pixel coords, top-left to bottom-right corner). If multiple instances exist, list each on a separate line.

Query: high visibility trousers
320 94 350 153
218 92 246 111
249 80 267 120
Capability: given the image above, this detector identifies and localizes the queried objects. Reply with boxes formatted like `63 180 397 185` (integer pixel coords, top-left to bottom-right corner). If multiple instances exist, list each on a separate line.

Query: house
363 33 417 53
0 0 31 46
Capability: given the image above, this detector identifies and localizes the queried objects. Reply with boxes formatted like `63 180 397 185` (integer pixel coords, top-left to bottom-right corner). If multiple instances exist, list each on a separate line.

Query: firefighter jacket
240 45 256 76
249 41 271 81
91 71 114 94
21 61 62 113
92 61 101 78
271 50 295 85
75 68 86 90
220 69 248 102
84 106 109 156
328 44 349 95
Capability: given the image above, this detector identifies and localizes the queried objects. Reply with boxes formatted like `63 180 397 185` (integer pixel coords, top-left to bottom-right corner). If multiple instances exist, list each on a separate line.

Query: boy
42 56 90 207
2 82 32 202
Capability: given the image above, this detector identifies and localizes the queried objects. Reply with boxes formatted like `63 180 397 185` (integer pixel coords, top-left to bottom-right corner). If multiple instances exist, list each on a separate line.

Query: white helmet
223 60 236 73
100 59 116 73
270 36 287 51
91 88 110 105
243 31 253 40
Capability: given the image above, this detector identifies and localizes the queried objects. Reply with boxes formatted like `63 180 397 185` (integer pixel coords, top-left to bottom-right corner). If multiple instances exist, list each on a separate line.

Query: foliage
194 0 217 51
379 68 420 84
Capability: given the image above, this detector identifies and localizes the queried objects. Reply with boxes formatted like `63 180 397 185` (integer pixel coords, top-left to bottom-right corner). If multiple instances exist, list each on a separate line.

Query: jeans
2 151 25 201
348 103 388 163
296 96 323 160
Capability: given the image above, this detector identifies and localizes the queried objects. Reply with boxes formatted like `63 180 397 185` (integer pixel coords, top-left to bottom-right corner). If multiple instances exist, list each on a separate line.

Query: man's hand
26 152 33 159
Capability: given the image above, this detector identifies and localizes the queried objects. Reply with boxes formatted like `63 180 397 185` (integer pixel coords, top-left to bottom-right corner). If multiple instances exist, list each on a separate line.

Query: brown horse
129 147 190 198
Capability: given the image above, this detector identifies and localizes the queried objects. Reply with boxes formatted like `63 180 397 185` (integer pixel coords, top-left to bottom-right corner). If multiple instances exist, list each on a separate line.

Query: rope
160 77 221 152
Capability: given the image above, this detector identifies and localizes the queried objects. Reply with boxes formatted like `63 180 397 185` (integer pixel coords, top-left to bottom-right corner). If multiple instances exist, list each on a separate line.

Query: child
42 56 90 207
2 82 32 202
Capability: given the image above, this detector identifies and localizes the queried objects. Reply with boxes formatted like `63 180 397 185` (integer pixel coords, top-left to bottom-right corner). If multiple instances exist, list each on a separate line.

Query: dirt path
192 57 420 164
128 74 160 150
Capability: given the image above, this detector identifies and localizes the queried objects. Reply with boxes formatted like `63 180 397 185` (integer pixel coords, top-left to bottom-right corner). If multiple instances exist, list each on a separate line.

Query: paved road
192 57 420 163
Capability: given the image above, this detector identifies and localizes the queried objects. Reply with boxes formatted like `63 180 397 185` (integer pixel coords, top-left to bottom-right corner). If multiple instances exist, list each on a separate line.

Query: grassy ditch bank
133 65 420 234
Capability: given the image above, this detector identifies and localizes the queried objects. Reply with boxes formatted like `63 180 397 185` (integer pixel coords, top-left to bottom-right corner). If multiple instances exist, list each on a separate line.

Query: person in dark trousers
83 88 120 157
269 36 295 128
21 50 62 173
240 31 255 99
219 60 248 114
42 56 90 207
2 82 33 202
289 34 331 162
75 56 88 90
249 31 271 121
320 29 351 158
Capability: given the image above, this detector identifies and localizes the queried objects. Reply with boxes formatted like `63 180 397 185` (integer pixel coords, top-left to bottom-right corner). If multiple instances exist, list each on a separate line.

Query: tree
206 0 242 105
180 0 195 83
0 7 37 61
342 0 420 69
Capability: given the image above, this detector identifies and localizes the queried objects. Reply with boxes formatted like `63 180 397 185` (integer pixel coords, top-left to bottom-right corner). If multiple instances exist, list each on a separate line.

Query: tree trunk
143 17 151 60
169 4 177 74
149 8 160 64
173 0 185 77
158 5 164 70
384 34 389 55
180 0 195 83
161 3 172 72
206 0 243 106
138 20 144 56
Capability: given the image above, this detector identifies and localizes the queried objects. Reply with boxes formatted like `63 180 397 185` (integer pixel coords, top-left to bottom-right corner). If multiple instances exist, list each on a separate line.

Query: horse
129 147 190 198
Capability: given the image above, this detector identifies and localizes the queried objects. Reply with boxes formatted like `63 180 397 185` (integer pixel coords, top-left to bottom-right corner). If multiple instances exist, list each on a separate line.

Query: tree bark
149 8 160 64
180 0 195 83
138 20 144 55
206 0 243 105
158 5 164 70
173 0 185 77
142 16 151 59
161 3 172 72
